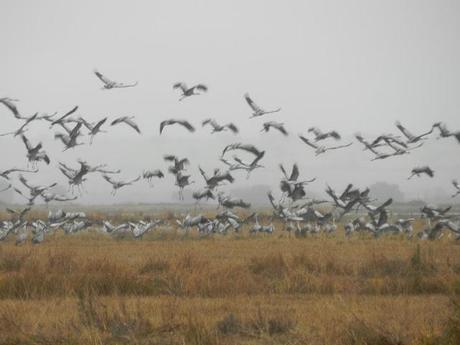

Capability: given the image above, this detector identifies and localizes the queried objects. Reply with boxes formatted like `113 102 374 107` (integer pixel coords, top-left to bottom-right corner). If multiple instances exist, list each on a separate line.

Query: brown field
0 213 460 345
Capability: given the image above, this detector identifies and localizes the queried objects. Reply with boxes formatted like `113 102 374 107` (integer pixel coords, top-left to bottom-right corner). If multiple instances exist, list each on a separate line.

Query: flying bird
94 70 138 89
102 175 140 195
408 166 434 179
299 135 352 155
142 169 164 187
159 119 195 134
173 82 207 101
111 116 141 134
244 93 281 118
261 122 288 136
222 143 264 158
0 97 22 119
202 119 238 134
21 135 50 166
433 122 460 143
79 117 107 144
308 127 341 141
395 121 433 143
54 122 83 151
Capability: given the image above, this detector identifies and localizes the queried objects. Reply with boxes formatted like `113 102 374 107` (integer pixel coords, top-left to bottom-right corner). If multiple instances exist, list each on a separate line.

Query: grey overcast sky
1 0 459 204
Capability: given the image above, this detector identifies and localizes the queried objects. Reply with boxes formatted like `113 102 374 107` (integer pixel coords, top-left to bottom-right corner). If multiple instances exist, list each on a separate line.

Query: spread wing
299 135 318 149
290 163 299 181
21 135 32 151
94 70 114 85
124 118 141 133
0 98 21 118
177 120 195 132
173 82 188 93
395 121 414 140
225 123 239 133
244 93 263 113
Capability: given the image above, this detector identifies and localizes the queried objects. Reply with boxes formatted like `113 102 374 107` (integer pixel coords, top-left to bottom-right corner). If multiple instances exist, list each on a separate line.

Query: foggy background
1 0 459 205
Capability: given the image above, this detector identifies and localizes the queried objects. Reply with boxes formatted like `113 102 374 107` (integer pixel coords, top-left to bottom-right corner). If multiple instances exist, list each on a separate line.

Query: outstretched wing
51 105 79 125
124 118 141 134
94 70 114 85
163 154 177 162
395 121 414 141
328 142 353 150
244 93 263 113
193 84 208 92
299 135 318 149
328 131 341 140
173 82 187 93
290 163 299 181
160 120 172 134
102 175 115 185
0 98 21 119
21 135 32 151
202 118 214 127
279 164 289 180
225 123 239 133
178 120 195 132
308 127 322 137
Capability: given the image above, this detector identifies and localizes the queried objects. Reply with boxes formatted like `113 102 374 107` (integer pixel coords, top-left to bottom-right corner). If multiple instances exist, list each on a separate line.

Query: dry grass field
0 212 460 345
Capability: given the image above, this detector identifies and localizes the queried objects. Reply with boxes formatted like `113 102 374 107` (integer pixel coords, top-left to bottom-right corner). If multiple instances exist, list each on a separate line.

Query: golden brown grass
0 216 459 344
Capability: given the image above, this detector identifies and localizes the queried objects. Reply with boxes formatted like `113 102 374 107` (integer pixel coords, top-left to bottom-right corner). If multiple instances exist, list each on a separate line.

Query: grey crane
21 135 50 166
142 169 164 186
192 188 215 202
111 116 141 134
217 192 251 209
102 221 130 234
41 192 77 205
175 172 194 200
355 134 384 153
408 166 434 179
102 175 140 195
94 70 138 89
421 205 452 223
18 175 57 202
164 155 189 175
173 82 208 101
160 119 195 134
308 127 341 141
222 143 264 158
395 121 433 143
261 121 288 136
198 167 234 190
202 119 238 134
432 122 460 143
299 135 352 155
230 152 265 178
244 93 281 118
79 117 107 144
54 122 83 151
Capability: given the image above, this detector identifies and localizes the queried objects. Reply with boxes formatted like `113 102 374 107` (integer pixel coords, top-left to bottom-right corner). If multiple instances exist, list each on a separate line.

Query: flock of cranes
0 69 459 244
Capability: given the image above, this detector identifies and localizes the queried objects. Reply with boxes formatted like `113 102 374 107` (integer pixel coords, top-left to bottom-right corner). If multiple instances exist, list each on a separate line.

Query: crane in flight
299 135 352 155
94 70 138 89
173 82 207 101
244 93 281 118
